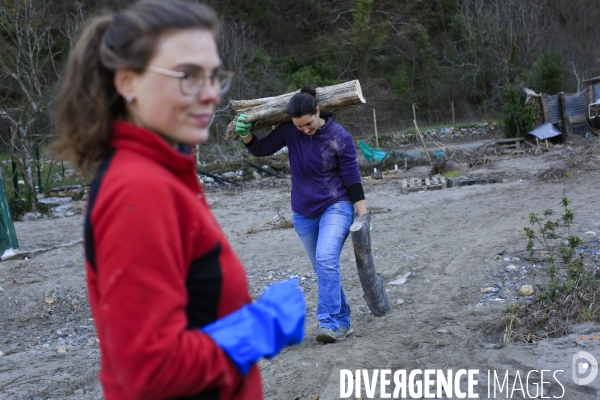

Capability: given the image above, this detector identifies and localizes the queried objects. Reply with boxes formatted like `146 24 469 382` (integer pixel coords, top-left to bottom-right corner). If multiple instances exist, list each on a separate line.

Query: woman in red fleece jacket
55 1 305 399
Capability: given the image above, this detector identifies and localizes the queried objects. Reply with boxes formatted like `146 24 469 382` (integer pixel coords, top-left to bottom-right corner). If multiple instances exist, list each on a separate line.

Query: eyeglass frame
147 66 234 96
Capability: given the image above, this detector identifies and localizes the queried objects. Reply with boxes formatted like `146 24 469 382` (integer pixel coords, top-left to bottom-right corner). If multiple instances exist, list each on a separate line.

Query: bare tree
455 0 549 98
0 0 80 208
213 14 279 142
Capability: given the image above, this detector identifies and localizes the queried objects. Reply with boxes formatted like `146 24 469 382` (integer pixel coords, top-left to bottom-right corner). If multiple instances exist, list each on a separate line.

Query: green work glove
236 114 253 139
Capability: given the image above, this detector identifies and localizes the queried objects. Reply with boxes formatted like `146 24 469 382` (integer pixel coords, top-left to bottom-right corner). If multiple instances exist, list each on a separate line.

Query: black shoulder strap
84 149 116 272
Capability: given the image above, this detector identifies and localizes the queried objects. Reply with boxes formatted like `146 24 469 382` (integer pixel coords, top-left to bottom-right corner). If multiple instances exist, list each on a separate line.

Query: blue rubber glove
236 114 253 139
201 278 305 375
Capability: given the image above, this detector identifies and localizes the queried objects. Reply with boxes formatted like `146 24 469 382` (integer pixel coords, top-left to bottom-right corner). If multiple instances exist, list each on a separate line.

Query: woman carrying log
55 1 305 398
237 86 367 343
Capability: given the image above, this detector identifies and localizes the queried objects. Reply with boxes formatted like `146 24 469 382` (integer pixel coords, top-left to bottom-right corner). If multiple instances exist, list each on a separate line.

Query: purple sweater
245 113 362 217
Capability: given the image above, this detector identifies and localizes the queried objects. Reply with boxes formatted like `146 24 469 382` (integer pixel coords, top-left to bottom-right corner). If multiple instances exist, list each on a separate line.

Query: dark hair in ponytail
55 0 219 171
288 86 318 118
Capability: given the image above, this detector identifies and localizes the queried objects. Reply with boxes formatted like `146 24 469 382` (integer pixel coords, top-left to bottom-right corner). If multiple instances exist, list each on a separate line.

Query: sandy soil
2 137 600 399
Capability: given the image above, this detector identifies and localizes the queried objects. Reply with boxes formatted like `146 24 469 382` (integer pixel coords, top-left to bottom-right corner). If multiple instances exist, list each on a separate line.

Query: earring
125 95 132 103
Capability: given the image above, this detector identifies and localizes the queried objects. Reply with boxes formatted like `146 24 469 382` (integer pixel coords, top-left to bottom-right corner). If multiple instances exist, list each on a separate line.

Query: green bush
501 83 539 138
530 50 566 95
503 177 600 342
9 198 28 220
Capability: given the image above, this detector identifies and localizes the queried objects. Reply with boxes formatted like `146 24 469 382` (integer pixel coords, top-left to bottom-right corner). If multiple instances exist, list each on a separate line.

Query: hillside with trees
0 0 599 204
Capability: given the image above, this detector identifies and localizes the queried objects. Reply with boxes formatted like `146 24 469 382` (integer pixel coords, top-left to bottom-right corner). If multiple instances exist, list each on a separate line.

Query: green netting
357 139 444 164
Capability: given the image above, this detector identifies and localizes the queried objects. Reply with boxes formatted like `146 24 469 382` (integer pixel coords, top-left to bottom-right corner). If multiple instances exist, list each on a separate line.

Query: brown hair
288 86 318 118
56 0 219 171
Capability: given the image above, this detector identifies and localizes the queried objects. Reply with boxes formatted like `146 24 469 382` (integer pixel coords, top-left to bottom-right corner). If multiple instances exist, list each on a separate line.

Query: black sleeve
347 183 365 203
243 135 257 147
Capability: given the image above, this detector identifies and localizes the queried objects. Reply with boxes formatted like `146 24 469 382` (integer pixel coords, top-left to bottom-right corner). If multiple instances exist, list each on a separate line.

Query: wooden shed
540 77 600 136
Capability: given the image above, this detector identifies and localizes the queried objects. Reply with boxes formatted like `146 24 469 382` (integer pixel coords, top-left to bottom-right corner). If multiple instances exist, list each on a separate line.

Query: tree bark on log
350 213 390 317
225 80 366 139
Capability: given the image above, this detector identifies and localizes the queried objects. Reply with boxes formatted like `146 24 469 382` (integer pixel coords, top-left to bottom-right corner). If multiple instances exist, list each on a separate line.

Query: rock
511 257 520 262
53 204 73 217
0 286 4 293
74 389 85 396
506 265 518 272
0 350 3 356
252 171 262 180
56 346 67 353
436 328 450 334
495 282 503 289
21 212 38 221
519 285 534 296
489 287 499 293
202 176 215 183
494 255 502 261
481 287 492 294
388 277 406 285
38 196 72 205
540 251 548 257
371 170 383 179
430 159 466 176
222 171 236 179
396 299 404 305
65 211 75 217
64 168 78 178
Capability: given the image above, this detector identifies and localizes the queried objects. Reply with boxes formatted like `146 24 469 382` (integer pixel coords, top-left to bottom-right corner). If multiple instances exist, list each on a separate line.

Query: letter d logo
572 351 598 385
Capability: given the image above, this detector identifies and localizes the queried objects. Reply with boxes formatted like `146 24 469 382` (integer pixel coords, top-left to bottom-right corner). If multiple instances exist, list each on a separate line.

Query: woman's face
122 29 221 145
292 108 320 136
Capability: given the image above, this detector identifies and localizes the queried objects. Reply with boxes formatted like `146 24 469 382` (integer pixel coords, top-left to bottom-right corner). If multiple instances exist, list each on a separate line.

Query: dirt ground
2 136 600 399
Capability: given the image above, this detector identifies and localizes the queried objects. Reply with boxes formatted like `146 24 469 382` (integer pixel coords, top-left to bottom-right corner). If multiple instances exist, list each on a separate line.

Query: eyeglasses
147 66 234 96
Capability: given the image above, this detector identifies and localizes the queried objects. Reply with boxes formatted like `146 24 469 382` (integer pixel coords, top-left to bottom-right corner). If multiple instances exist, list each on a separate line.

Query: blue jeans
293 201 354 331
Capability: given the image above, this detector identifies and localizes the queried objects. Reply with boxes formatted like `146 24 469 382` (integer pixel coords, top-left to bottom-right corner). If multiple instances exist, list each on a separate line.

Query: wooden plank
400 175 447 194
446 176 504 188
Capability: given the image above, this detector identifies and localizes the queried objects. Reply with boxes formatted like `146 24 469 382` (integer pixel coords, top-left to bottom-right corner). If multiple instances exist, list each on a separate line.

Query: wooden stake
412 104 433 166
373 108 379 148
451 101 456 129
484 101 489 124
412 103 417 124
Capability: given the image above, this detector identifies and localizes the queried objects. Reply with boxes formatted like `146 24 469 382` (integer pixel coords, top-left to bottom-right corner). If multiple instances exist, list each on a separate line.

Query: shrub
9 198 28 220
530 50 566 95
503 176 600 342
500 83 539 138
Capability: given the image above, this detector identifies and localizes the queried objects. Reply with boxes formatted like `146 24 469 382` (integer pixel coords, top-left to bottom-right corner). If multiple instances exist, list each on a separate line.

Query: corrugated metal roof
528 122 562 140
544 89 588 123
547 94 559 123
583 76 600 84
565 89 588 118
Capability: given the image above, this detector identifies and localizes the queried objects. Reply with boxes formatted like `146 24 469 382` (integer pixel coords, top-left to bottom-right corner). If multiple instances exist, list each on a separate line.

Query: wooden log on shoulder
350 213 390 317
225 80 366 140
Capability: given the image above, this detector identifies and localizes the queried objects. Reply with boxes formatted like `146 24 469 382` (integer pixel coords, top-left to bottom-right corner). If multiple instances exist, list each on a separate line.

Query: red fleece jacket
85 121 262 400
